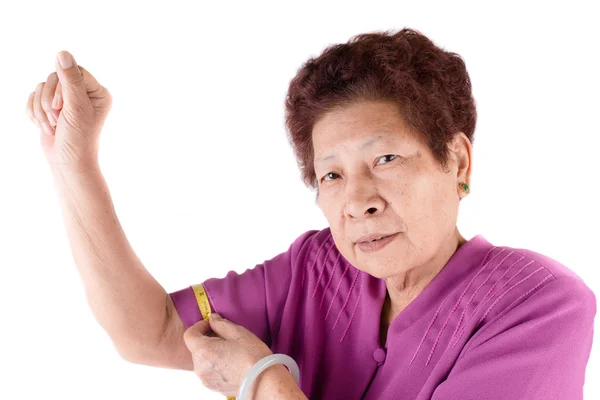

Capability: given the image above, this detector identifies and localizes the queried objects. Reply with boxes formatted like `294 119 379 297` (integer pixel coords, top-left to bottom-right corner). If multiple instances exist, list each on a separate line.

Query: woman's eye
321 155 397 182
376 154 397 165
322 172 340 182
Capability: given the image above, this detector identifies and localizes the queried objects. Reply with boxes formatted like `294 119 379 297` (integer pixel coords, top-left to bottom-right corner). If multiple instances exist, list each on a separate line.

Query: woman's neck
383 229 466 324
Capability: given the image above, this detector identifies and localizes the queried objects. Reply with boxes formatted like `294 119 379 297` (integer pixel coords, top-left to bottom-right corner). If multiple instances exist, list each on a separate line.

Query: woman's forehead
313 101 416 142
316 101 405 128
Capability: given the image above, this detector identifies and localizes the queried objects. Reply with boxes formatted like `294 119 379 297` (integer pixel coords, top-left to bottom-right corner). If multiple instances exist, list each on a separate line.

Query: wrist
51 160 101 181
51 162 102 186
251 364 304 400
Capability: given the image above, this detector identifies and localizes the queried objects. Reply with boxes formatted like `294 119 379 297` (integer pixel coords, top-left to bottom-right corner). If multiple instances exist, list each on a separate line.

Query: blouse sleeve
431 276 597 400
168 229 318 347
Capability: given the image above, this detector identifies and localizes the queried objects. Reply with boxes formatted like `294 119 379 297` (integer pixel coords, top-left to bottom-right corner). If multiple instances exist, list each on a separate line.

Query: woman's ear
449 132 472 184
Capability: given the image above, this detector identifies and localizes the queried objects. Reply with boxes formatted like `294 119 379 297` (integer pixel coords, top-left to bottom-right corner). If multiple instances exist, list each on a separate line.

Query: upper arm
431 277 596 400
158 293 195 370
125 293 194 371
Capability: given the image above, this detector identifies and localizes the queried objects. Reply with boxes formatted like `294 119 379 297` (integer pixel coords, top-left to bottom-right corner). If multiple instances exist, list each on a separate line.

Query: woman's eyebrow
315 135 392 164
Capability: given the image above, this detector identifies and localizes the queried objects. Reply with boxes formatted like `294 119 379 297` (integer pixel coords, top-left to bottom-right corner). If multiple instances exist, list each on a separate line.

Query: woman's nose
344 179 385 219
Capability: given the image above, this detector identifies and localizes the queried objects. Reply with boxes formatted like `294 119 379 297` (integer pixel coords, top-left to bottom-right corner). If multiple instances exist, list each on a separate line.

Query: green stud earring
459 182 470 194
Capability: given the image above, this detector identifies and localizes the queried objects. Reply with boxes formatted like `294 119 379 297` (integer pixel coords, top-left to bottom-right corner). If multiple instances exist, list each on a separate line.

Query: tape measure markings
191 284 236 400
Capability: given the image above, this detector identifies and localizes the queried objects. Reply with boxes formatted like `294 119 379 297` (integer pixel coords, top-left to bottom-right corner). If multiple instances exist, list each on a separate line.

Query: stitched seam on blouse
451 259 538 348
511 250 558 281
340 275 364 343
410 291 454 365
449 252 520 343
479 267 549 323
319 253 342 309
300 231 320 287
332 268 361 330
410 246 501 365
449 255 527 348
451 257 556 349
313 243 337 298
454 273 555 363
325 262 351 321
302 232 332 288
426 248 509 365
309 234 332 276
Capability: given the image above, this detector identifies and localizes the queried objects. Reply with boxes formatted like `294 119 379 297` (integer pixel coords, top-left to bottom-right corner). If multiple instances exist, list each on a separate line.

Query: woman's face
313 100 471 280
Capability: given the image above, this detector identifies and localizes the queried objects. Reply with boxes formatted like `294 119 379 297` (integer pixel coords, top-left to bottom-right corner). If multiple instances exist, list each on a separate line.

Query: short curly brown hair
284 27 477 193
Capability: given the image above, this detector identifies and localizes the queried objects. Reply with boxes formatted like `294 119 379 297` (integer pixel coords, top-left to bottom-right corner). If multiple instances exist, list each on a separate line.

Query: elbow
111 336 158 366
112 337 193 371
112 339 145 365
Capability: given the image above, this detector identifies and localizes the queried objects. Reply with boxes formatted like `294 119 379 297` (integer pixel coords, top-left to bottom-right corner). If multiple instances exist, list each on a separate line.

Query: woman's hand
25 51 112 173
183 313 274 397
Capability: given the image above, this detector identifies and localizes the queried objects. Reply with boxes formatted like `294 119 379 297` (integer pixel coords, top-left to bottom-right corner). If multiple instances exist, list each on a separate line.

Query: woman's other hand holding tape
183 313 273 398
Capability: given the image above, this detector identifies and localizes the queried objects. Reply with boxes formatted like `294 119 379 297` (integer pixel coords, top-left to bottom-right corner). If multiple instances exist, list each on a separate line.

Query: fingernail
211 313 222 320
52 96 59 109
58 52 73 69
42 122 53 136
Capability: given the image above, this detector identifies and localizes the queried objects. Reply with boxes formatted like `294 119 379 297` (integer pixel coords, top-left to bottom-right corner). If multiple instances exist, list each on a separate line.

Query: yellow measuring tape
192 284 237 400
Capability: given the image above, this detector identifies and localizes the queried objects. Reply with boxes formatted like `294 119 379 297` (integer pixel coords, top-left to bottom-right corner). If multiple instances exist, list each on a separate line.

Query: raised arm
26 51 193 370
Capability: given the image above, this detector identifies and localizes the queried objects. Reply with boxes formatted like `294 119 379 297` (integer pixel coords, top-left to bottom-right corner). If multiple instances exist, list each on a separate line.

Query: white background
1 0 598 398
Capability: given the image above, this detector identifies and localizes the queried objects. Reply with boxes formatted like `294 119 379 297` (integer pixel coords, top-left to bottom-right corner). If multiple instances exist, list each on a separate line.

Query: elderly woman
27 28 596 399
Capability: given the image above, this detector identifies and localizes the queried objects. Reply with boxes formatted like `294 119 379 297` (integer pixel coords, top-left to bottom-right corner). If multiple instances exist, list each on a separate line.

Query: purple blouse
169 228 596 399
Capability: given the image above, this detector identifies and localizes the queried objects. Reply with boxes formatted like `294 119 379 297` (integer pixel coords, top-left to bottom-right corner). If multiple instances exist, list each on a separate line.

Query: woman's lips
357 232 399 252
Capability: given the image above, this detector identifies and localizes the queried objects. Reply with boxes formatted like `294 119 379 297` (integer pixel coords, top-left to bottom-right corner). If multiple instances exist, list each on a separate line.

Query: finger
26 92 40 128
52 81 63 110
208 313 245 340
42 72 59 126
55 51 102 107
183 320 213 351
33 82 54 136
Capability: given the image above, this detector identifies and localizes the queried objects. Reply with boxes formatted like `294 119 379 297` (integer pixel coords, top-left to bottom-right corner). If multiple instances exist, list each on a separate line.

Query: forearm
252 365 308 400
51 164 168 359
